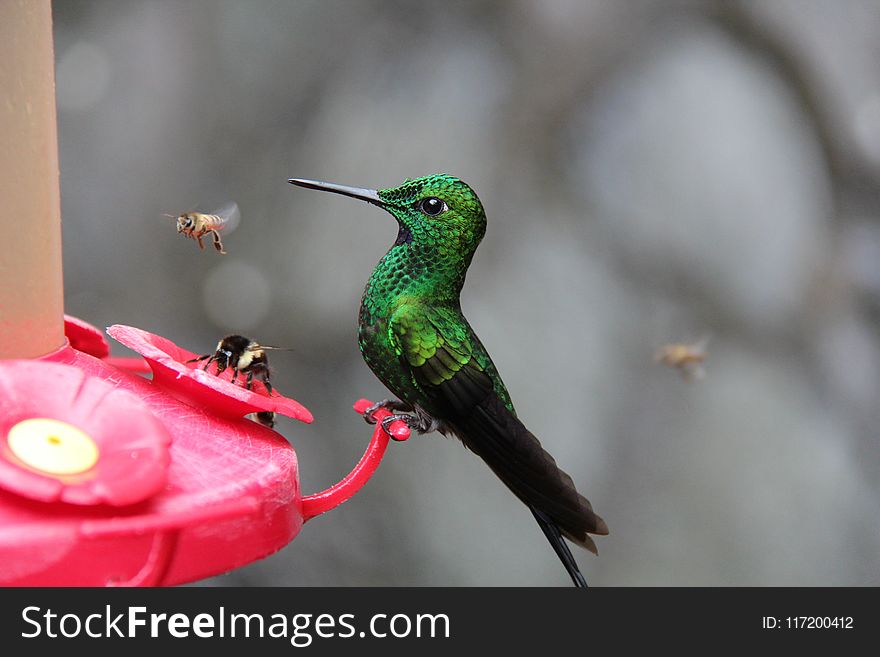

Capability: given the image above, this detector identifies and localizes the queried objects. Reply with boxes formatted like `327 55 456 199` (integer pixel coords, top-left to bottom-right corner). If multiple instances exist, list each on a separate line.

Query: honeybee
654 337 708 382
188 334 289 394
168 201 240 255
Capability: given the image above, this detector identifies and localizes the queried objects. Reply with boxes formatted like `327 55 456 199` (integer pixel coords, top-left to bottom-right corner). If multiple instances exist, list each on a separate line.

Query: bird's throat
361 240 472 316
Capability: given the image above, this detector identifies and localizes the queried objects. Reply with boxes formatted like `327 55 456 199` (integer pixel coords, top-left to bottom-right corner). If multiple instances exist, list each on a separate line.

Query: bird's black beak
288 178 386 207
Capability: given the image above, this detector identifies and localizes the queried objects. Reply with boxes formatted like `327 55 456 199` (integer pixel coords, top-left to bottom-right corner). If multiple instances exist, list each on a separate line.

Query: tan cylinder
0 1 65 358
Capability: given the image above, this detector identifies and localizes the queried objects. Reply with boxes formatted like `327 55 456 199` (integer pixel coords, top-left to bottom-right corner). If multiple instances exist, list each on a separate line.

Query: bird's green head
288 174 486 252
376 174 486 248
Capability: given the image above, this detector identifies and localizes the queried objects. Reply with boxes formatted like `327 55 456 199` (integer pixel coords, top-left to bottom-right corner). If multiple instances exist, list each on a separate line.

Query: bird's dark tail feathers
451 393 608 586
532 507 588 587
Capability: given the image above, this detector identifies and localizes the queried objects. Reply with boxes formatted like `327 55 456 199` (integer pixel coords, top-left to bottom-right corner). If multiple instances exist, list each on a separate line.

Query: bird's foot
380 413 424 441
361 398 411 425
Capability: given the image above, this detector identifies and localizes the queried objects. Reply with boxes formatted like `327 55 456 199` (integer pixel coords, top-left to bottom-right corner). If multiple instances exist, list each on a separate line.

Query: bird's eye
418 197 447 216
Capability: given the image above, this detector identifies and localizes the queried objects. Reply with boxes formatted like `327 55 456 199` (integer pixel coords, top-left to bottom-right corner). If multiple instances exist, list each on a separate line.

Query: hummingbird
288 174 608 586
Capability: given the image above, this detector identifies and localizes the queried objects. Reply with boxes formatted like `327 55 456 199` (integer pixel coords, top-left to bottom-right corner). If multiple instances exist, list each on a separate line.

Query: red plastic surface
301 400 410 520
0 361 170 506
63 314 110 359
107 325 313 424
0 319 400 586
64 314 149 373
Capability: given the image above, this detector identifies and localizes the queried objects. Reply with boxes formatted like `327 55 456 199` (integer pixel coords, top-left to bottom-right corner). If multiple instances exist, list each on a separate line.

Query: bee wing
681 361 706 382
209 201 241 234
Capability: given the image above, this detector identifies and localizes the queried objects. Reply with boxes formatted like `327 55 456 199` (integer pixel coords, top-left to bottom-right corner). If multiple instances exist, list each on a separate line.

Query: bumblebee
170 201 240 255
251 411 276 429
188 334 284 393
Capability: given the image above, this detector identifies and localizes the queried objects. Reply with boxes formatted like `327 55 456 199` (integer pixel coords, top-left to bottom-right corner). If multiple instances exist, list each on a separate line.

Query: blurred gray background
54 0 880 586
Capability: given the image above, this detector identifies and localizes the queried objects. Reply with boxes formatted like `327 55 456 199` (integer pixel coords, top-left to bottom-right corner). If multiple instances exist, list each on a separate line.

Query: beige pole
0 1 65 358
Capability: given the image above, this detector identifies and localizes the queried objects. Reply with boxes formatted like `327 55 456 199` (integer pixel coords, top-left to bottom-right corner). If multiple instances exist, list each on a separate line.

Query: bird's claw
361 398 409 425
380 414 414 441
353 399 412 440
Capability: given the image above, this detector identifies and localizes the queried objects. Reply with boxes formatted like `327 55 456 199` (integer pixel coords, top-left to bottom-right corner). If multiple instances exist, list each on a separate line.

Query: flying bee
187 334 290 394
166 201 240 255
654 337 709 382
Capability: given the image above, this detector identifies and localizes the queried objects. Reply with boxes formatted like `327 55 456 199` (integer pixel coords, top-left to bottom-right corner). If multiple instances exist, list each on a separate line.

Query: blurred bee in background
188 334 290 394
654 337 709 382
167 201 240 255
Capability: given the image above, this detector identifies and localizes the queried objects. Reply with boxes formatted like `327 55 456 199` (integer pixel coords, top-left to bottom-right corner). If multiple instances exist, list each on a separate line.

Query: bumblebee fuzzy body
252 411 276 429
174 202 240 255
188 334 274 393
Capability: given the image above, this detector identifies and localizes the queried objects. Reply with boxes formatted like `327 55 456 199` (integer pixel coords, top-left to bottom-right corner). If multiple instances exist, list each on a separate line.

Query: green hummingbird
288 174 608 586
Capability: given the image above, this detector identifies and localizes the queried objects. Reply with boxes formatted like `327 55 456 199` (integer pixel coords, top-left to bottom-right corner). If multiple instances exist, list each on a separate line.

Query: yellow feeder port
7 418 99 475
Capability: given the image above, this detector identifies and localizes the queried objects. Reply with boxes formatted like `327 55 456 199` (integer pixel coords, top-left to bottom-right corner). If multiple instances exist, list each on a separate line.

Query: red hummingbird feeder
0 3 406 586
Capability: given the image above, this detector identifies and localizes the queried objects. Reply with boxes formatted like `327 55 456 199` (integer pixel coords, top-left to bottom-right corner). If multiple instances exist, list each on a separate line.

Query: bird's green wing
388 304 496 416
388 302 608 554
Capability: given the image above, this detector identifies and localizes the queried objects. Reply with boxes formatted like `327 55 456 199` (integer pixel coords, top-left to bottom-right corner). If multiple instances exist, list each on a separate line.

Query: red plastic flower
64 314 110 359
64 315 151 373
106 325 313 424
0 360 171 506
